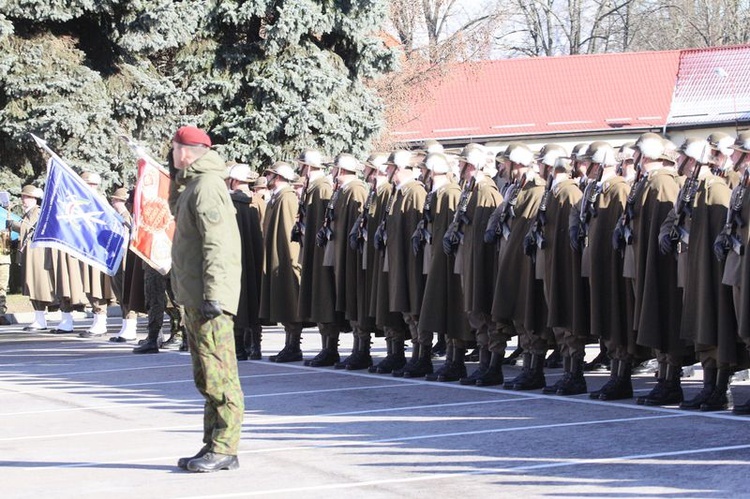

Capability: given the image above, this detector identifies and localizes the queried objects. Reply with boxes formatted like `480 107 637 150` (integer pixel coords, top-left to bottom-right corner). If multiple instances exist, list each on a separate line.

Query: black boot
460 346 490 385
510 353 546 390
502 346 523 366
701 368 732 411
432 334 447 358
235 328 248 361
133 339 159 354
680 366 717 410
599 359 633 400
543 355 570 394
643 363 683 406
465 346 480 362
637 362 666 405
437 347 467 382
346 336 373 370
393 342 420 377
372 339 406 374
402 344 434 378
248 325 262 360
369 338 391 373
307 334 340 367
270 331 303 362
426 343 453 381
590 359 618 399
475 351 504 387
556 355 587 395
504 353 530 389
335 336 359 370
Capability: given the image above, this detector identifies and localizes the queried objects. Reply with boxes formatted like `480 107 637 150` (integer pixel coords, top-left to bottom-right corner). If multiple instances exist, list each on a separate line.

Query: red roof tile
392 51 682 142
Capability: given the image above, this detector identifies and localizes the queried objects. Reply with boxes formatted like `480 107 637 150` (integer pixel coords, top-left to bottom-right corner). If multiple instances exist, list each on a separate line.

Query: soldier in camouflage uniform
170 126 243 473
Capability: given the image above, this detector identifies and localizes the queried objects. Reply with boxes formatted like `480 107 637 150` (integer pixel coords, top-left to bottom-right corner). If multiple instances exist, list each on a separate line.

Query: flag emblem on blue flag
31 156 128 276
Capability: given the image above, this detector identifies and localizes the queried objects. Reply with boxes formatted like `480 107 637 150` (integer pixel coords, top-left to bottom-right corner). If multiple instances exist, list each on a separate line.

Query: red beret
173 126 212 148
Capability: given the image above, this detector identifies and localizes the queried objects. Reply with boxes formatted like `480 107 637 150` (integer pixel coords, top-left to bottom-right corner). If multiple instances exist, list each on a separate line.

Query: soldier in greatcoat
410 153 469 379
570 142 636 400
10 185 55 330
324 154 368 370
661 138 742 411
226 164 264 360
259 162 304 362
382 150 427 378
538 155 590 396
297 149 346 367
491 144 554 391
443 144 503 384
628 133 685 406
724 133 750 414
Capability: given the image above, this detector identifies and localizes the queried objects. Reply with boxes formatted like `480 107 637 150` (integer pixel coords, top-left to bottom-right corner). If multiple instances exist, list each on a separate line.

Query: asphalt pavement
2 315 750 498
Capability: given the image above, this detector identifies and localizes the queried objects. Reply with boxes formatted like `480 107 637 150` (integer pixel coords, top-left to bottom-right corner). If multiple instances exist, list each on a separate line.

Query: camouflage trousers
184 308 245 455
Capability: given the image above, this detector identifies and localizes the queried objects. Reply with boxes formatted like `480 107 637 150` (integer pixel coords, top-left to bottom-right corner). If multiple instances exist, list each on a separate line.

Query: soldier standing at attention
628 133 685 406
661 138 739 411
226 164 264 361
324 154 368 370
417 152 470 381
444 144 503 384
10 185 55 331
261 162 304 362
170 126 243 473
297 149 346 367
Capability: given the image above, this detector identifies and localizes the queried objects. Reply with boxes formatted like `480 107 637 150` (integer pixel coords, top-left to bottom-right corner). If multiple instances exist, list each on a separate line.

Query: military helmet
21 185 44 199
425 153 450 174
508 144 534 167
458 143 487 169
617 142 636 161
110 187 129 201
387 150 413 169
553 156 574 173
537 143 567 167
679 138 711 164
423 139 444 154
707 131 735 155
585 141 617 166
635 132 665 160
333 153 360 173
263 161 297 182
660 139 679 164
364 152 389 173
497 142 525 162
570 143 589 159
297 148 324 168
732 131 750 154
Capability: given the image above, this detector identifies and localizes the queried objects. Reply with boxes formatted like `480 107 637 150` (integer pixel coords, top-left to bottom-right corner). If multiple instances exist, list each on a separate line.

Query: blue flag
31 156 128 276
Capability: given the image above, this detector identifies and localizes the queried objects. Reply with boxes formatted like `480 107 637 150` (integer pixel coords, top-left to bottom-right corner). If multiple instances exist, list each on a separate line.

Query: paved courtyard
2 316 750 498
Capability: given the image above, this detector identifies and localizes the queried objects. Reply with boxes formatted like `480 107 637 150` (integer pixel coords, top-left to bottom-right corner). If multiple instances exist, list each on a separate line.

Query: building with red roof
391 45 750 150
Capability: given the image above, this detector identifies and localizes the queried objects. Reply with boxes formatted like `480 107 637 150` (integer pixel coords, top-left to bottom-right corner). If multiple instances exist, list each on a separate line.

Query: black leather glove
373 223 386 250
315 227 328 248
348 221 362 251
442 228 460 256
484 208 502 244
523 231 536 257
713 233 730 261
411 223 425 256
659 231 675 255
612 224 626 253
290 222 303 243
200 300 223 320
569 224 581 252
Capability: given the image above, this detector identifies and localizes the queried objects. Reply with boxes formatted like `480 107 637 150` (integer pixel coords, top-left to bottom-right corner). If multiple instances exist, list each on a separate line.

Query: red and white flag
122 137 175 275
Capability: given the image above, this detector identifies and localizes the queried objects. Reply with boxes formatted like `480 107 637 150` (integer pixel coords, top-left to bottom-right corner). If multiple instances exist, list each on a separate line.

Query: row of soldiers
243 131 750 415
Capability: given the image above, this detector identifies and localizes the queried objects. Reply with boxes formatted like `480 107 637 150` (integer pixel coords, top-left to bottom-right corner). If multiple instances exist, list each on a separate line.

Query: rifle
714 168 749 260
442 177 475 256
373 183 397 251
349 178 377 252
666 159 703 252
411 176 435 256
290 175 309 243
315 178 341 247
485 177 522 245
576 165 604 250
613 157 646 255
523 174 553 263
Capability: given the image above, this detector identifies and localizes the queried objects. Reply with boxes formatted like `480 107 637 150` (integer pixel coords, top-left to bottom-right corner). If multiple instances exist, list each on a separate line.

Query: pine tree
0 0 396 192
